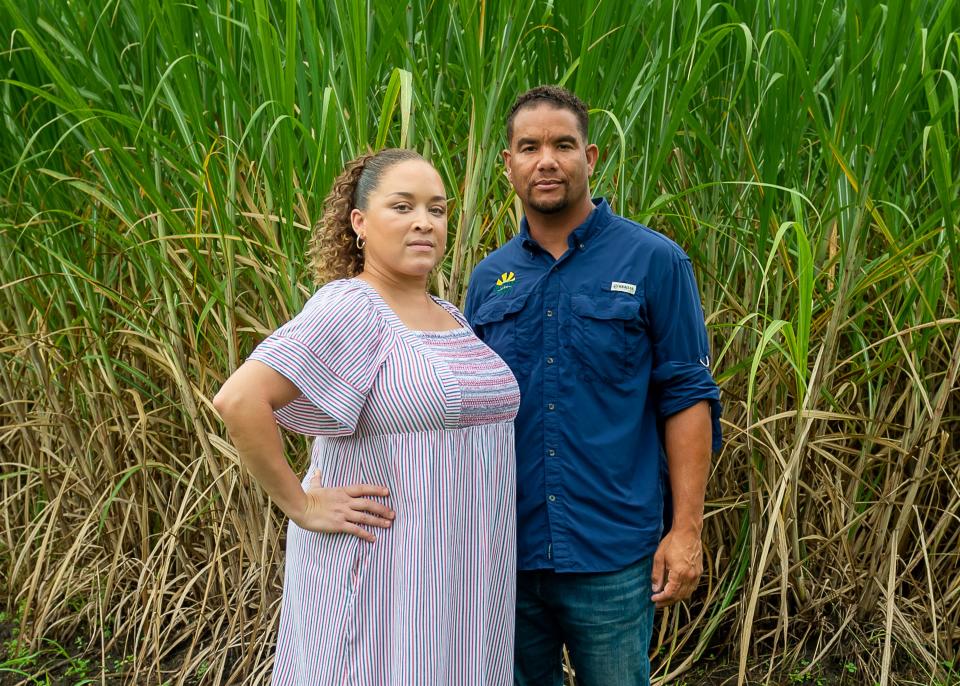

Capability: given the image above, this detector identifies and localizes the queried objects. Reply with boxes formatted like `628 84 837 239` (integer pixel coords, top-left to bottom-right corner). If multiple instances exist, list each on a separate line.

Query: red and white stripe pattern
249 279 519 686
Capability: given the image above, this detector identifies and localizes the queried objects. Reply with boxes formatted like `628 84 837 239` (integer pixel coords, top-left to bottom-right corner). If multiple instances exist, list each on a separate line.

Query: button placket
541 267 563 566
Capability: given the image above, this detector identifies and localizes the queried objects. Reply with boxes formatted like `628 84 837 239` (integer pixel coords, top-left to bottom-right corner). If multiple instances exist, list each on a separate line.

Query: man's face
502 103 598 215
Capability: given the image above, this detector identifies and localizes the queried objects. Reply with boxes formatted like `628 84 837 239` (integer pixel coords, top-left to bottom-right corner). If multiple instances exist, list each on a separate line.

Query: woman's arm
213 360 394 541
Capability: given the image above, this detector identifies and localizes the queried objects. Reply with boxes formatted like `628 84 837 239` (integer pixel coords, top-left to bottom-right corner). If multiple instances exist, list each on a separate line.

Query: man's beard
527 187 569 214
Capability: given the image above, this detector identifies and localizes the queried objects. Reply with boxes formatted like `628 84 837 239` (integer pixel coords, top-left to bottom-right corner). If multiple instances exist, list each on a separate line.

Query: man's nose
536 149 558 169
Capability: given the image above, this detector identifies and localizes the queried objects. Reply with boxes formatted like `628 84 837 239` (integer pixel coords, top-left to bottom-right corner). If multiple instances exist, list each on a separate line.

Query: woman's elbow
212 384 242 422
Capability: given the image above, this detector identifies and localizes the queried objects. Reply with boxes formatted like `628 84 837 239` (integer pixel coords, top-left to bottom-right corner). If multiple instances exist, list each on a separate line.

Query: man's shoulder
472 236 525 279
605 211 690 263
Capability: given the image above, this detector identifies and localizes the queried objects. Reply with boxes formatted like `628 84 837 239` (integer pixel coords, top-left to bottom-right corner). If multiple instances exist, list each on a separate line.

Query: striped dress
249 278 520 686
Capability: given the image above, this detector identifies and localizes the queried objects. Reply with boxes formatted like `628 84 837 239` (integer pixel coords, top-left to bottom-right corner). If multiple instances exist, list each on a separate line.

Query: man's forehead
510 104 585 146
512 102 580 128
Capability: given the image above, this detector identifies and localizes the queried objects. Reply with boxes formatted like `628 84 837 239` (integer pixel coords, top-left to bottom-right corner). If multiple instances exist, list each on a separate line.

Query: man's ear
585 143 599 176
501 149 512 180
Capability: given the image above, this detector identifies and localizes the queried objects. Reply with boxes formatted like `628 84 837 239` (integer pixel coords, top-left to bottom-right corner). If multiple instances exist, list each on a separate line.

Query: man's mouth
533 179 563 191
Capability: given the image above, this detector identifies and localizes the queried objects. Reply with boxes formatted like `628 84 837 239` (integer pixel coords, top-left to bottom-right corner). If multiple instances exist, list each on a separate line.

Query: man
464 85 722 686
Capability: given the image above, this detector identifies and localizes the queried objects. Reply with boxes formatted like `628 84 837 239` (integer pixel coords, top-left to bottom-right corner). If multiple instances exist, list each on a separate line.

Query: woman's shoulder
276 278 388 346
303 277 378 316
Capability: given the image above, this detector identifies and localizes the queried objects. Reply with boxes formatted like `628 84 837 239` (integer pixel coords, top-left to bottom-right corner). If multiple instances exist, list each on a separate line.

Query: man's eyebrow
514 135 579 147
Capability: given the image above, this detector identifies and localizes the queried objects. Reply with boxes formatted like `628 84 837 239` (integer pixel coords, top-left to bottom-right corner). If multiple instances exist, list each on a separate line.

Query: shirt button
548 449 556 456
577 242 585 249
548 495 557 502
546 309 553 317
547 403 555 411
546 357 554 364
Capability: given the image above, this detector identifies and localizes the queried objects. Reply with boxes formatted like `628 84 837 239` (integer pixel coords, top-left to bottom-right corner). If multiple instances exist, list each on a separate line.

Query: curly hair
506 85 589 144
308 148 425 285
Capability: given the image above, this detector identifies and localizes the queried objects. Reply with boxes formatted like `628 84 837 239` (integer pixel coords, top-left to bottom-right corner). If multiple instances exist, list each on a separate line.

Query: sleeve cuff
653 361 723 453
249 335 366 436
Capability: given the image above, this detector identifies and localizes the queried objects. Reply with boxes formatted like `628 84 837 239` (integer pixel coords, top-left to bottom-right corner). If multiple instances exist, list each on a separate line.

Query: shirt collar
519 197 612 253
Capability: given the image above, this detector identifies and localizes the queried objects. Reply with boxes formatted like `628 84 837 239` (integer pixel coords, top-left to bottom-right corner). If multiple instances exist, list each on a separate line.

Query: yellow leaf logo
496 271 516 286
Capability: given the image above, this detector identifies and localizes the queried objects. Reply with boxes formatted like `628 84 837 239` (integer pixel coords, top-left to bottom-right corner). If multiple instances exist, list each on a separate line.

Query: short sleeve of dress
248 280 391 436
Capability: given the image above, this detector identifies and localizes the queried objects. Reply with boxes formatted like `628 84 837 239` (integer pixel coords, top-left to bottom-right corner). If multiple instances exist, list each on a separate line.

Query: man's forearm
663 400 712 534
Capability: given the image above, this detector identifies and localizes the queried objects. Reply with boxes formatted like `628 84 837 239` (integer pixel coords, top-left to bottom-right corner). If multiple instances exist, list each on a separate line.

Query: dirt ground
2 616 954 685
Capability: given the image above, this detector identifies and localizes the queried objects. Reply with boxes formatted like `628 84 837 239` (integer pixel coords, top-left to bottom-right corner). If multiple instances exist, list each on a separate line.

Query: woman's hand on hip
292 471 395 542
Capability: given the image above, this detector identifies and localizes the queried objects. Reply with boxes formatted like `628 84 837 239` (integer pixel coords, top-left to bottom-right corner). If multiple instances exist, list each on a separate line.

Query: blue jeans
513 556 655 686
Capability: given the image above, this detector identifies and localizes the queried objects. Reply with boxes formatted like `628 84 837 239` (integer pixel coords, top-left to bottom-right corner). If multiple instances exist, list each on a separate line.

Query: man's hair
506 85 589 144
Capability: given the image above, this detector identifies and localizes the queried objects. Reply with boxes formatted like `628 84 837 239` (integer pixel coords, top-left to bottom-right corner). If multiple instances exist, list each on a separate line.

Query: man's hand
650 527 703 608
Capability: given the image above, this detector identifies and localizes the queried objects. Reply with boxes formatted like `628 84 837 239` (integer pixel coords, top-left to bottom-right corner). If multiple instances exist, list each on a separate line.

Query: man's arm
650 400 711 608
644 246 719 607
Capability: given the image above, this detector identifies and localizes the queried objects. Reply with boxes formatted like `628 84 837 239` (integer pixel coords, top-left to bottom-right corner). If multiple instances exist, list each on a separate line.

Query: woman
213 148 519 685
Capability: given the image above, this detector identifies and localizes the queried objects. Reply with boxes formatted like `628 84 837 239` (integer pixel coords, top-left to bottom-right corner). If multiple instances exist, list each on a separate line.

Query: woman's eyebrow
386 191 446 202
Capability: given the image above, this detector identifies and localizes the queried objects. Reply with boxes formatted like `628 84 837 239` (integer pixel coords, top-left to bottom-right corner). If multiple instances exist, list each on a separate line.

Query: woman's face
352 160 448 280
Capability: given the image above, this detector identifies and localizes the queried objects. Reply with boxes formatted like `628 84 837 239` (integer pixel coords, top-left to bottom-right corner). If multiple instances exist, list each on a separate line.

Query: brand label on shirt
610 281 637 295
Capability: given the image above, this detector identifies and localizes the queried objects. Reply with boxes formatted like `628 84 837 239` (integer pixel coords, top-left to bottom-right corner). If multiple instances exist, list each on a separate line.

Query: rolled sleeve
648 253 723 453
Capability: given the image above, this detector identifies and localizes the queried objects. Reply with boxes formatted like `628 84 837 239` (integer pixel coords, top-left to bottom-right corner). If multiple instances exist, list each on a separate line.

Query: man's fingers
344 483 390 498
652 573 700 608
651 552 666 593
652 577 681 607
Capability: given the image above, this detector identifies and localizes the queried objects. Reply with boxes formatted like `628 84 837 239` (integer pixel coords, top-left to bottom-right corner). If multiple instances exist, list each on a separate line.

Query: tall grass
1 1 958 684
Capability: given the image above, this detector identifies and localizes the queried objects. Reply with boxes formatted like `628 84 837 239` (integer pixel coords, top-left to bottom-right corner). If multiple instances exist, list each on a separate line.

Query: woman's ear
350 208 365 240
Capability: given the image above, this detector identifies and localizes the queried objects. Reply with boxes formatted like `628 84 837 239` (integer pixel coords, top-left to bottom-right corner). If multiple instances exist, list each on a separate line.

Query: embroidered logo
699 355 711 368
495 271 516 294
610 281 637 295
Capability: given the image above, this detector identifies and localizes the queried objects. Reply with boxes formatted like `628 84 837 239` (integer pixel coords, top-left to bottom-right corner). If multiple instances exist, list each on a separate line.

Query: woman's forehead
374 160 445 197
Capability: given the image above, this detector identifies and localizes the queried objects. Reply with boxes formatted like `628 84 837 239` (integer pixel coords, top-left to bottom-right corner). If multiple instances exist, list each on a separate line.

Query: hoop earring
355 235 366 250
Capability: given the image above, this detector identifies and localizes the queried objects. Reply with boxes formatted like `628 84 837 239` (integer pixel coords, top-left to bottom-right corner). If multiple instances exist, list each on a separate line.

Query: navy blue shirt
465 199 721 573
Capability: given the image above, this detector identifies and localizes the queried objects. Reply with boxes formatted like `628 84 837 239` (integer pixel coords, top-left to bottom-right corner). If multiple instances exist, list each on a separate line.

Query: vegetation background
1 0 958 684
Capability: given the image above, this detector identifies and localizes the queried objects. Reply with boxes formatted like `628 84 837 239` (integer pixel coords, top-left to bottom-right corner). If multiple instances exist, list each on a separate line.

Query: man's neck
525 196 596 259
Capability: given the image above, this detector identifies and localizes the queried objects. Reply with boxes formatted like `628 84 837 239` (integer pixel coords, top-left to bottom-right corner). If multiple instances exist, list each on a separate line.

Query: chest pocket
567 292 646 383
472 291 534 377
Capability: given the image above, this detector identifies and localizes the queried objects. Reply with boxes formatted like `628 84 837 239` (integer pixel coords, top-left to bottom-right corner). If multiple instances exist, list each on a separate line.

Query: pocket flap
472 291 531 325
571 293 639 321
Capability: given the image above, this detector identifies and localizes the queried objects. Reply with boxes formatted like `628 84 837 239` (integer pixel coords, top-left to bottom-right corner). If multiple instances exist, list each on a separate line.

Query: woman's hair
308 148 426 284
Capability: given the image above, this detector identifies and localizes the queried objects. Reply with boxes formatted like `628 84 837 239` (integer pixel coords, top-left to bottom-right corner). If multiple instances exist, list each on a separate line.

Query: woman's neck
356 268 430 304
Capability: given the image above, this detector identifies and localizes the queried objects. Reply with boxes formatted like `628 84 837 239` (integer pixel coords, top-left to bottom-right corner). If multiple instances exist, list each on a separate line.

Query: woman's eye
394 203 411 212
430 206 447 216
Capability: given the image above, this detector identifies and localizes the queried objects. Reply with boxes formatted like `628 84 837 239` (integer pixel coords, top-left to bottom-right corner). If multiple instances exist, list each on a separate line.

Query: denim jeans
513 556 655 686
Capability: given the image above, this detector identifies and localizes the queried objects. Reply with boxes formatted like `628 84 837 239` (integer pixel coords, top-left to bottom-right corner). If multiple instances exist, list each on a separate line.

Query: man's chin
528 198 568 214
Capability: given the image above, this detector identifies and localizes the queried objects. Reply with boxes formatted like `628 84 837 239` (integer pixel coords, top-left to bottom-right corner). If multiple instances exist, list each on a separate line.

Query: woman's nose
410 208 432 231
